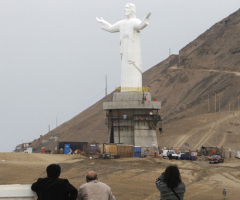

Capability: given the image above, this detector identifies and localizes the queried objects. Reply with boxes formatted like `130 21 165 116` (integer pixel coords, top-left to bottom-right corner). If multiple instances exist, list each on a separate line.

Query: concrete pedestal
103 91 161 153
0 185 36 200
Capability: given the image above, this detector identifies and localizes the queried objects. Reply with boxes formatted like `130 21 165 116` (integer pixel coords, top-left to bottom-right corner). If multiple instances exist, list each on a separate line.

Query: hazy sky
0 0 239 152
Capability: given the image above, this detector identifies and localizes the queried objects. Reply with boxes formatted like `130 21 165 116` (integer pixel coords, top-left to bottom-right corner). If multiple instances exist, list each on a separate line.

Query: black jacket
31 177 77 200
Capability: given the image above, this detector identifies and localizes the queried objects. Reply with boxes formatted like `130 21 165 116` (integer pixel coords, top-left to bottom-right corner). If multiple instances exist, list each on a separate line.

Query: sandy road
1 153 240 199
172 111 240 151
170 66 240 76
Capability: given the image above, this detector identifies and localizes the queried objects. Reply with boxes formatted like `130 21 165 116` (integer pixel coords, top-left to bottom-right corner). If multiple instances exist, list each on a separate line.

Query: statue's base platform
103 91 161 153
103 91 161 110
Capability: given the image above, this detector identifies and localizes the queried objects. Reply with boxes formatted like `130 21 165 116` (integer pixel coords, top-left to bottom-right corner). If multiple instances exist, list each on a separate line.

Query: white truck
162 150 179 159
24 147 32 153
235 150 240 159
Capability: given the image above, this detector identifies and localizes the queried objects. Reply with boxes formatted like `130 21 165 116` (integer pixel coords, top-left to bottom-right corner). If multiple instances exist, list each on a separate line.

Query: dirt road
0 153 240 200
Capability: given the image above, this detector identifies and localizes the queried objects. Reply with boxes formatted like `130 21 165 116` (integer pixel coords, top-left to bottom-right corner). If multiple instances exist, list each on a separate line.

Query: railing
115 87 149 92
0 185 36 200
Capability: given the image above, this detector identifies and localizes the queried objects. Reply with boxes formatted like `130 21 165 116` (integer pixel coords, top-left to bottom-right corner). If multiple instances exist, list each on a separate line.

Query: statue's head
125 3 136 18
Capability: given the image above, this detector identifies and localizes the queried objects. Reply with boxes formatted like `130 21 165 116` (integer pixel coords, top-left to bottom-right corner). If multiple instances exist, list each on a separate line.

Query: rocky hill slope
31 8 240 152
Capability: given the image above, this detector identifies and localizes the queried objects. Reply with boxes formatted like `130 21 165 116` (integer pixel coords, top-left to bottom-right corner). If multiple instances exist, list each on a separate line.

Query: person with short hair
155 165 185 200
77 171 116 200
31 164 78 200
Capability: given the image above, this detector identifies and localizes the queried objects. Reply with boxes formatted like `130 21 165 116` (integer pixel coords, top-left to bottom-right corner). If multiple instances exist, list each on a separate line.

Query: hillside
31 8 240 152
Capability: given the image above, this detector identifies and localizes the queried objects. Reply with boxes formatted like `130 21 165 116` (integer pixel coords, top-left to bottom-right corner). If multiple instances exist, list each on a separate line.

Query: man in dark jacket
31 164 77 200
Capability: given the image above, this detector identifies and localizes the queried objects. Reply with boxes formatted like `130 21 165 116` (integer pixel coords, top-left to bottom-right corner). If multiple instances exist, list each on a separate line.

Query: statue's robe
102 18 148 92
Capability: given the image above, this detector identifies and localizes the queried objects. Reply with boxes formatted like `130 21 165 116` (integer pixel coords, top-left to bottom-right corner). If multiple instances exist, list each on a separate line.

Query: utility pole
219 95 220 113
233 99 235 116
215 93 217 148
229 101 231 114
208 94 210 113
178 54 180 66
238 96 239 108
215 93 217 115
105 75 107 96
216 123 218 148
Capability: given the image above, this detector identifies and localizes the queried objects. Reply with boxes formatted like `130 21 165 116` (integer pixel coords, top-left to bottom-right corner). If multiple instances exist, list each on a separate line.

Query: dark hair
163 165 182 188
46 164 61 178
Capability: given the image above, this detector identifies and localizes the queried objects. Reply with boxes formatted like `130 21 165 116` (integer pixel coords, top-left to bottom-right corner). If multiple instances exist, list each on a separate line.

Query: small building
14 144 24 153
58 142 88 154
14 142 32 153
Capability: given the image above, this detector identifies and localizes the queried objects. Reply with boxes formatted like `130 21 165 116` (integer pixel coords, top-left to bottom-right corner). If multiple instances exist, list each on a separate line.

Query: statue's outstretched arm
96 17 120 33
135 12 151 31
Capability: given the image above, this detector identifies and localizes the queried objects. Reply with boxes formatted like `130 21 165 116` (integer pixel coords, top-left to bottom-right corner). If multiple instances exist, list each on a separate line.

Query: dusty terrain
29 8 240 154
1 153 240 200
7 9 240 200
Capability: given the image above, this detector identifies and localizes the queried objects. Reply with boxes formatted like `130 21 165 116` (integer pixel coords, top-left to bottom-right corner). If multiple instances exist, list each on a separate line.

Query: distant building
14 142 32 153
14 144 23 153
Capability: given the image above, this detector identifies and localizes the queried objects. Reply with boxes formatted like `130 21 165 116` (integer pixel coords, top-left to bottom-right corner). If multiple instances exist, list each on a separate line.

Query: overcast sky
0 0 239 152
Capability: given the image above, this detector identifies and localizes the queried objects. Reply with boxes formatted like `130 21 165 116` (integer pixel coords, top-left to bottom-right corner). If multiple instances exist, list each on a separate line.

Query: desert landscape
28 8 240 156
1 153 240 200
3 6 240 200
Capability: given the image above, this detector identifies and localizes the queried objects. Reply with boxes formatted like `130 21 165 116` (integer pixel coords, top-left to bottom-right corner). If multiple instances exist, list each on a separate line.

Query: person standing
144 150 147 157
155 165 185 200
222 188 227 199
77 171 116 200
211 149 215 155
31 164 77 200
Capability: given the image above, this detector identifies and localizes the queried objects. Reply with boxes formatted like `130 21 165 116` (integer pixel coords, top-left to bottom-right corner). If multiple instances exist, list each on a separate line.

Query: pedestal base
103 91 161 153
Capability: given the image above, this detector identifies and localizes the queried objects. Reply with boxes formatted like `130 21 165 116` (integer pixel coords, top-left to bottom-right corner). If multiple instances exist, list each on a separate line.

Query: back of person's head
46 164 61 178
163 165 182 188
86 171 98 182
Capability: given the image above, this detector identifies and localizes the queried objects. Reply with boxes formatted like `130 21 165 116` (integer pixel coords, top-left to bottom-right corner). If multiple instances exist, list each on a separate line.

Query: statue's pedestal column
103 91 161 154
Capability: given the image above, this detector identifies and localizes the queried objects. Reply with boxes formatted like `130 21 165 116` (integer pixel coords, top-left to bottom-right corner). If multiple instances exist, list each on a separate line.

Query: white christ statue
96 3 151 92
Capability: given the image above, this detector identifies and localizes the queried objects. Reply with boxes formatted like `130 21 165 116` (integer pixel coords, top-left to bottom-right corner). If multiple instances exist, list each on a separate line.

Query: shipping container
101 144 133 158
104 144 118 155
117 145 133 157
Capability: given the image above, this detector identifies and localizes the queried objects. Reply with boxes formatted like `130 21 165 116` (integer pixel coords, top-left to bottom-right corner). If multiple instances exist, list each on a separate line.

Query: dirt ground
0 153 240 200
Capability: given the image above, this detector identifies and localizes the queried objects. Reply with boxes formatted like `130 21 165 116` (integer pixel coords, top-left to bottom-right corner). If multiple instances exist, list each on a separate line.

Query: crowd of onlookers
31 163 186 200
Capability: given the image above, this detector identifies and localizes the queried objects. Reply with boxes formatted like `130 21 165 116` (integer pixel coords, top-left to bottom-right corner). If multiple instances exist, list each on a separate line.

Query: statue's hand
96 17 114 32
96 17 104 23
146 12 151 19
96 17 105 24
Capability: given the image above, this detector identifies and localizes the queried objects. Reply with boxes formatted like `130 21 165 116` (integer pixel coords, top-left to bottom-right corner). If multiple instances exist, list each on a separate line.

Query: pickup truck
168 150 179 160
162 150 179 159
